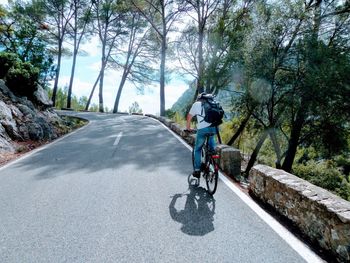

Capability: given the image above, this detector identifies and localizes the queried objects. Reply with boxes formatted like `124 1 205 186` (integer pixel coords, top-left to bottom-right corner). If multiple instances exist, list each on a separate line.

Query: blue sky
0 0 189 114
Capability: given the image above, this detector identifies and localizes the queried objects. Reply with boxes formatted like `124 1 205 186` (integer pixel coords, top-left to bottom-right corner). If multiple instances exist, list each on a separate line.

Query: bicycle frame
194 132 220 195
187 127 220 195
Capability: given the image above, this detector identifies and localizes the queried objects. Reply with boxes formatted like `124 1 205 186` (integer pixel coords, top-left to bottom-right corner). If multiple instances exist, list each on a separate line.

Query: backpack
200 97 224 126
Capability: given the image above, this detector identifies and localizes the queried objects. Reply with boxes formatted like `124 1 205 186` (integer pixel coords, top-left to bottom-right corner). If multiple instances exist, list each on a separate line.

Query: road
0 112 323 263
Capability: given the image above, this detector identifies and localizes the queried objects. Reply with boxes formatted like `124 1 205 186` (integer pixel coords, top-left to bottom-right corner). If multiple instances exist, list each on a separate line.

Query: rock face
0 79 66 154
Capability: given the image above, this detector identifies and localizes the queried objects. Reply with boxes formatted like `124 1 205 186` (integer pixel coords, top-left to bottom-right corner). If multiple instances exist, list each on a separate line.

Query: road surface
0 112 324 262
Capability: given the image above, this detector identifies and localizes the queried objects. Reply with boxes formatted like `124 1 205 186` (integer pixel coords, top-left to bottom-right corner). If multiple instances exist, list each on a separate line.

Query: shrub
165 109 176 119
334 155 350 176
0 52 19 79
293 160 350 201
5 61 39 98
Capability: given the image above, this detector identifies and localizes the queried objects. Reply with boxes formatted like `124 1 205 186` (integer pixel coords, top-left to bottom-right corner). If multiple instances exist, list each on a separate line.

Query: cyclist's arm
186 113 193 130
187 102 201 130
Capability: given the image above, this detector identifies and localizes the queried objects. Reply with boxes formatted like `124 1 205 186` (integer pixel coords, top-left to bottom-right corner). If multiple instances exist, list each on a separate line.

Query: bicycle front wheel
205 157 218 195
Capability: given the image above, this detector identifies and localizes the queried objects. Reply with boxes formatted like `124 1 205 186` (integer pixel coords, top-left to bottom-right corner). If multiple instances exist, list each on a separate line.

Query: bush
334 155 350 176
293 160 350 201
0 52 19 79
165 109 176 119
5 61 39 97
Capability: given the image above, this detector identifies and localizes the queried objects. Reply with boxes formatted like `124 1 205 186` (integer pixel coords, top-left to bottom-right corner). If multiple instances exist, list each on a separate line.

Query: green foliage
172 112 186 127
334 155 350 176
165 109 176 119
5 58 40 97
88 104 99 112
220 120 234 145
0 1 54 84
128 101 143 114
293 161 350 201
48 87 97 112
0 52 19 78
60 115 88 130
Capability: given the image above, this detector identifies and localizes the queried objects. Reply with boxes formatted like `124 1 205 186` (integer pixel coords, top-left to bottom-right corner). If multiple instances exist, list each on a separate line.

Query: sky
0 0 190 115
58 39 189 115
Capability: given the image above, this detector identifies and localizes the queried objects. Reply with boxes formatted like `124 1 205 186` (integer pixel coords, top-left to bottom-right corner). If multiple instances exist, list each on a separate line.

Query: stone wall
249 164 350 262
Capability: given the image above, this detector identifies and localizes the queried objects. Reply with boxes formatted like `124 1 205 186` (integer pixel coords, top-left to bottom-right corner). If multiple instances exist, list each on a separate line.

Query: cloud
80 36 101 57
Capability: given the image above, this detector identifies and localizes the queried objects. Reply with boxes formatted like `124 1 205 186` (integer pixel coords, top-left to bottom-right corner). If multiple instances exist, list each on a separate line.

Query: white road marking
113 132 123 146
220 175 325 263
154 117 325 263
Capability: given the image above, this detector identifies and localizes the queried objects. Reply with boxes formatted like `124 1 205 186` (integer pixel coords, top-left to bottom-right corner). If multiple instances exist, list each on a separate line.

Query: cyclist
186 92 217 178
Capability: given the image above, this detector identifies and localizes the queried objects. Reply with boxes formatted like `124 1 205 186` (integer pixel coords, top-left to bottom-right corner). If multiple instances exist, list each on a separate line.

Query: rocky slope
0 79 72 164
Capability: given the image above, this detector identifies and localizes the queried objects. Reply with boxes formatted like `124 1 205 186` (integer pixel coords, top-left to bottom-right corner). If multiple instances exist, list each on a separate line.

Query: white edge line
219 175 324 263
150 117 324 263
0 119 92 172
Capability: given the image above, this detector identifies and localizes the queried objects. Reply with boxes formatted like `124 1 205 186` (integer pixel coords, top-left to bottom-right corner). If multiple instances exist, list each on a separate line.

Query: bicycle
185 129 220 195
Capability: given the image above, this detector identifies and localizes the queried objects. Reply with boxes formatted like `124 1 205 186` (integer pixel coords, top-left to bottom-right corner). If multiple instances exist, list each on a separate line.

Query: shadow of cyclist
169 186 216 236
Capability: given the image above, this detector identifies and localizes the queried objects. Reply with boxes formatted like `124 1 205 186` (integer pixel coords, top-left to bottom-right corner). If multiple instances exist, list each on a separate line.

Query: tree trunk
269 129 282 169
159 35 166 116
67 41 77 109
99 39 106 113
99 65 105 112
244 130 269 177
282 108 306 172
113 71 128 113
85 72 101 111
281 1 322 172
197 25 204 93
67 6 79 109
227 112 252 146
51 40 63 107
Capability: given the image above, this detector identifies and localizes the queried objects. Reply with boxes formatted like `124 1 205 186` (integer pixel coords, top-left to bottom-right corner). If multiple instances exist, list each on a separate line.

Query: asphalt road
0 112 323 263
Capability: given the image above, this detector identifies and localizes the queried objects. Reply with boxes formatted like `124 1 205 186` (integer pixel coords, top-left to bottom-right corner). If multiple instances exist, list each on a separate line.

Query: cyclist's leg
194 128 206 171
207 126 217 152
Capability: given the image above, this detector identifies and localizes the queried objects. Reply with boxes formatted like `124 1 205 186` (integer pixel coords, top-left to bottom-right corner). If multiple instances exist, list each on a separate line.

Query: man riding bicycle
186 93 218 178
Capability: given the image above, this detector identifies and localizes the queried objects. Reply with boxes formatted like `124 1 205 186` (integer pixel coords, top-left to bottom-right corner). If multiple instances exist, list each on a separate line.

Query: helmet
197 92 213 100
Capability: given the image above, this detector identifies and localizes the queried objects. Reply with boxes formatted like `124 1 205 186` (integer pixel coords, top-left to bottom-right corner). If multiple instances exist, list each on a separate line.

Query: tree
175 0 254 99
204 0 254 93
128 101 143 113
66 0 94 109
131 0 182 116
229 1 310 174
0 1 54 84
91 0 127 112
111 8 157 113
35 0 75 106
281 0 350 171
226 0 350 175
176 0 221 93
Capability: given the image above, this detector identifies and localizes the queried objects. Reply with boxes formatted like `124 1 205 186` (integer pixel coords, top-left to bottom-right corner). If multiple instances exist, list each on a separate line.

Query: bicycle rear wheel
205 157 218 195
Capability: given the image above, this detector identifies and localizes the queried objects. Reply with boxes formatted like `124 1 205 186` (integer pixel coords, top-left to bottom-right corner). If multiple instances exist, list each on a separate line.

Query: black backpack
200 97 224 126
